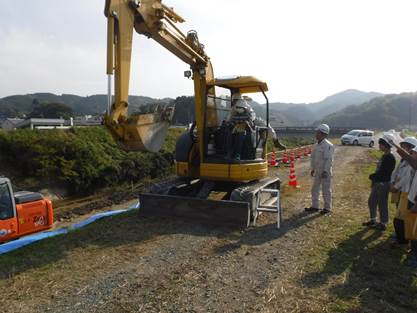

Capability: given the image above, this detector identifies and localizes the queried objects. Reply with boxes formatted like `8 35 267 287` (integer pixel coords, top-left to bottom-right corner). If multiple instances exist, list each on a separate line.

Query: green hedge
0 127 181 194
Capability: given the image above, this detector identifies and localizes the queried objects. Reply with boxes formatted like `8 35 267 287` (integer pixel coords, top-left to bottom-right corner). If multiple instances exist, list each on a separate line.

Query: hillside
0 93 171 117
269 89 382 125
321 92 417 129
0 89 382 127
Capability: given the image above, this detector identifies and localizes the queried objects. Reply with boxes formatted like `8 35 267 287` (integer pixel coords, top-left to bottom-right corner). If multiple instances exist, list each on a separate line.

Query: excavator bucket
107 104 175 152
138 193 250 228
122 112 170 152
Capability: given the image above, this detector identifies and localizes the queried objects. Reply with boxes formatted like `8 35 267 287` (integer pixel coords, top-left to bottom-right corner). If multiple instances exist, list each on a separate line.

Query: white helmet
316 123 330 135
231 93 242 101
381 132 395 147
400 136 417 148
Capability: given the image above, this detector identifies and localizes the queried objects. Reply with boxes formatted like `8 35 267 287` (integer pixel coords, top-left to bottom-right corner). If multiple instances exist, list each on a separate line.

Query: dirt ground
0 145 416 313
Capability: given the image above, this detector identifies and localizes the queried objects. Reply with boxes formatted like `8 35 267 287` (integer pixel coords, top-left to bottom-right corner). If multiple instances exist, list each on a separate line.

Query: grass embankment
0 127 182 195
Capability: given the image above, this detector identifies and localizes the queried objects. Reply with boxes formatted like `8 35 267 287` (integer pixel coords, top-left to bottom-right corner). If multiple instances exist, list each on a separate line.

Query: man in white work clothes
305 124 335 215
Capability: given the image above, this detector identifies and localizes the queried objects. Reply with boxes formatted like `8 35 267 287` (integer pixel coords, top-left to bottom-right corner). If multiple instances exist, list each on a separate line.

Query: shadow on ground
213 210 321 254
301 228 417 313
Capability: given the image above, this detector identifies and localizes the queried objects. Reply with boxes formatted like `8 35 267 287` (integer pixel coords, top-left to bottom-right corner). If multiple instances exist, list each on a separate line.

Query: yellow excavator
104 0 283 228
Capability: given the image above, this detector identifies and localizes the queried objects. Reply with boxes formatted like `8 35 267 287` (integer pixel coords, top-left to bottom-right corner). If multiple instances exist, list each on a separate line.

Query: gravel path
1 145 374 313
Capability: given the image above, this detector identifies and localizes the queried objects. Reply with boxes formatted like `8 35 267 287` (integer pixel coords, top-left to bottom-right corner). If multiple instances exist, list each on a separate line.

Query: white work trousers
311 174 332 210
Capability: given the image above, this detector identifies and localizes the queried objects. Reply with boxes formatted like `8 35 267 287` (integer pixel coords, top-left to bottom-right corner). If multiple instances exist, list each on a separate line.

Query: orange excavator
0 177 54 243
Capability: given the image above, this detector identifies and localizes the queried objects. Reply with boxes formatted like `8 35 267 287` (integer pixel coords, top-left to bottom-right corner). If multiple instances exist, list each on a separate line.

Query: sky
0 0 417 103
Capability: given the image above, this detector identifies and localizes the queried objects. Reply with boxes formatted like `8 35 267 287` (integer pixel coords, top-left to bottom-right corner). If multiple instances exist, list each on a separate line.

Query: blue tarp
0 201 140 255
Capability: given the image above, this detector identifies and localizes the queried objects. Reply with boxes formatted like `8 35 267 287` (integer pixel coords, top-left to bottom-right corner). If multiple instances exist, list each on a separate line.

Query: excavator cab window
203 86 232 159
204 86 265 162
0 183 14 220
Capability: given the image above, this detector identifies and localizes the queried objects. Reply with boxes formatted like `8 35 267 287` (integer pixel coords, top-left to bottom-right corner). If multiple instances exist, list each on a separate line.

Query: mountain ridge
0 89 385 127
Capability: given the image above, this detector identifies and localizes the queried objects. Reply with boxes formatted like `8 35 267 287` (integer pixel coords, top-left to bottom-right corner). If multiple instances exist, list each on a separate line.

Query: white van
340 129 375 147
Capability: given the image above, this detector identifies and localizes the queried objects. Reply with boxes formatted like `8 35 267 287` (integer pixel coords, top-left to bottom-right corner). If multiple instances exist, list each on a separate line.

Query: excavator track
138 177 280 228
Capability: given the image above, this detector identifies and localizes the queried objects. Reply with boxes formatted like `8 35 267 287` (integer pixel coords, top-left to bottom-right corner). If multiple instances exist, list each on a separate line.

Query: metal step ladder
253 188 281 229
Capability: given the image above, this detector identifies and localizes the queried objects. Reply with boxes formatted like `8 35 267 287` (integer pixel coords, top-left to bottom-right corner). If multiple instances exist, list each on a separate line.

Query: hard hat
234 99 250 112
400 136 417 147
231 93 242 101
380 132 395 147
316 123 330 135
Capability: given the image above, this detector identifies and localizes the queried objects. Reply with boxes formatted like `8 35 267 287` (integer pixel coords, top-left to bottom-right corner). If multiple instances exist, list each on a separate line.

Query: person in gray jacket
305 124 335 215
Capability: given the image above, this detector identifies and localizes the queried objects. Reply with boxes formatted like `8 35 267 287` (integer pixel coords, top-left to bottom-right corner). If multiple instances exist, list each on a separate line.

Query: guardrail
274 127 364 137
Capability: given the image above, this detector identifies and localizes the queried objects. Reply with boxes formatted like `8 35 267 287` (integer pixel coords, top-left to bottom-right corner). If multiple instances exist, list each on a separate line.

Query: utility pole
409 101 412 129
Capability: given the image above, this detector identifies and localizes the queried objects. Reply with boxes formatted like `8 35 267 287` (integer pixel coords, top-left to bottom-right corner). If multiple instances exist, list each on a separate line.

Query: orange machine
0 177 53 243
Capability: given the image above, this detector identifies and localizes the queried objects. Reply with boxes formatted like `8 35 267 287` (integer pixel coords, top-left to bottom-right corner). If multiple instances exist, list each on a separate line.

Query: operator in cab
226 93 285 161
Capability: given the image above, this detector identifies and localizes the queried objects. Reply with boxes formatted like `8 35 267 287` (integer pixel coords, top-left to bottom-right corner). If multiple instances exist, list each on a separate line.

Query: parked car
340 129 375 147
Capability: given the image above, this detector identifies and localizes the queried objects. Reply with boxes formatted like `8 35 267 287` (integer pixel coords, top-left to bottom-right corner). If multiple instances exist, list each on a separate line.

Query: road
1 144 416 313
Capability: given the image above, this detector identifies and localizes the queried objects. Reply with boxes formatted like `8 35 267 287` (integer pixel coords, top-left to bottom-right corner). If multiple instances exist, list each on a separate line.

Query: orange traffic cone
270 150 277 167
288 161 299 187
297 149 302 160
282 150 288 164
304 148 309 157
290 150 295 162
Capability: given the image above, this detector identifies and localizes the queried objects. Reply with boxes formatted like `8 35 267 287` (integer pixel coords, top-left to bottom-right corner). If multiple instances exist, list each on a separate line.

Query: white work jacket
310 138 334 176
391 159 415 193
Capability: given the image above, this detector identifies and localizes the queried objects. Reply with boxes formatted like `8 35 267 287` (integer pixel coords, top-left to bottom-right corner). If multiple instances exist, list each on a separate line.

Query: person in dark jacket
363 134 396 231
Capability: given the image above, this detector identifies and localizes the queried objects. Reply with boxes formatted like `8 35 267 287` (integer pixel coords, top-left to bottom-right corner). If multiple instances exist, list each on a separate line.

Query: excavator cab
174 76 272 183
0 180 14 221
203 76 270 164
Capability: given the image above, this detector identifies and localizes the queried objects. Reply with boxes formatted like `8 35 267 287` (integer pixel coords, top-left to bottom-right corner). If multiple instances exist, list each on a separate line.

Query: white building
14 118 67 130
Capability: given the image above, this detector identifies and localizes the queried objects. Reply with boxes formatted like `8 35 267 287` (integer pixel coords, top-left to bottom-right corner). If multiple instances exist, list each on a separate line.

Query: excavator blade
138 193 250 228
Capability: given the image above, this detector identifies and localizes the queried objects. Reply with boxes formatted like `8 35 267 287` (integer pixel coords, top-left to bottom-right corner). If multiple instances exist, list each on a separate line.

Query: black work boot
304 207 319 212
362 220 377 227
320 208 331 215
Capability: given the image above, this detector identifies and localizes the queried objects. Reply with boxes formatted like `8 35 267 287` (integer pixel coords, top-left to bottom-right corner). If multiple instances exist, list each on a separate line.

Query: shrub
0 127 179 194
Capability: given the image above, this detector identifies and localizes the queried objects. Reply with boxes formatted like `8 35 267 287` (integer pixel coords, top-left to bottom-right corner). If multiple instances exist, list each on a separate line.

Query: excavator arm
104 0 215 152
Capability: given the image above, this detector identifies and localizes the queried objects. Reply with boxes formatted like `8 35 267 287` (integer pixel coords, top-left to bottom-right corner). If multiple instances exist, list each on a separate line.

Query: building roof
3 118 24 125
15 118 65 128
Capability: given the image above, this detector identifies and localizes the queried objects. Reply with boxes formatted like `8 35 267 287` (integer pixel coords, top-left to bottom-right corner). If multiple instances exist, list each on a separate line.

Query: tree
29 102 73 119
172 96 195 125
